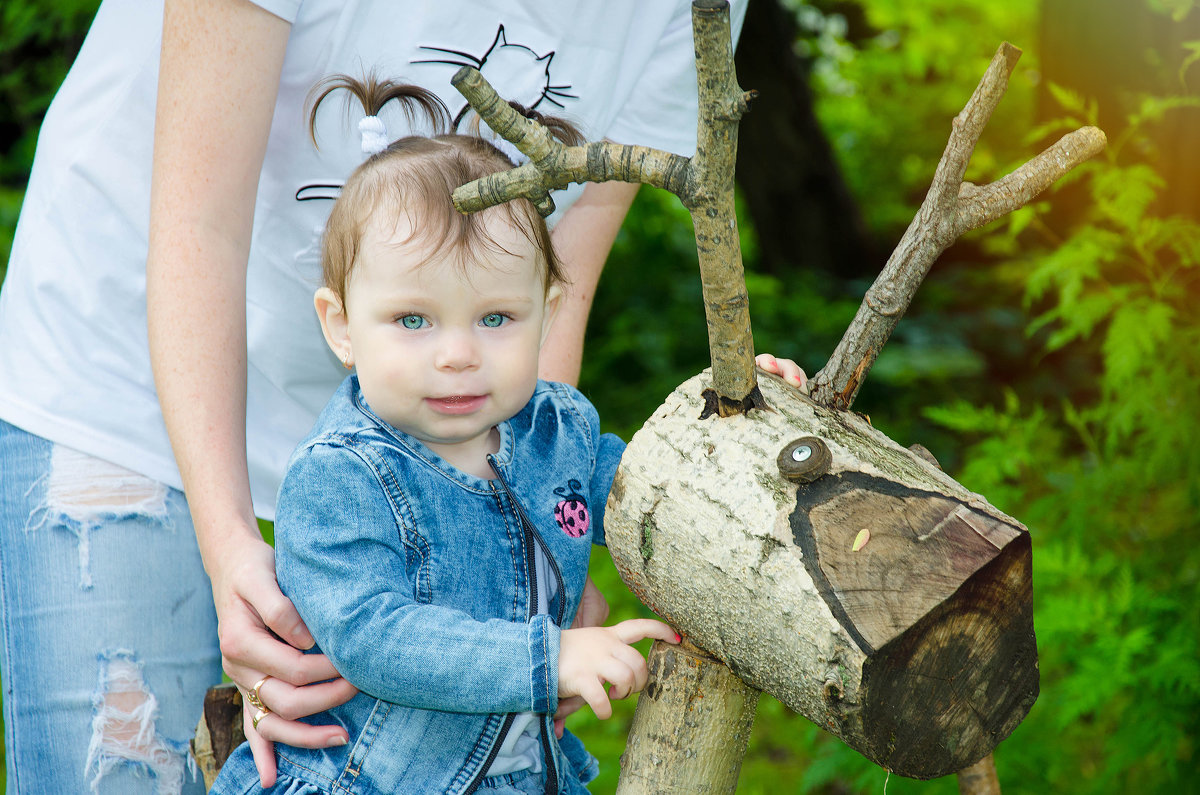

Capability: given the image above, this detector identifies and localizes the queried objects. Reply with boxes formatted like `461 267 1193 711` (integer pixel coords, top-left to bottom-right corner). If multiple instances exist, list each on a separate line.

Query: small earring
341 352 353 370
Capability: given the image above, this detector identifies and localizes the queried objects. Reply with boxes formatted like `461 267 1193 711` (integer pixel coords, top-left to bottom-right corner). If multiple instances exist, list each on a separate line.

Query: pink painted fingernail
674 633 682 643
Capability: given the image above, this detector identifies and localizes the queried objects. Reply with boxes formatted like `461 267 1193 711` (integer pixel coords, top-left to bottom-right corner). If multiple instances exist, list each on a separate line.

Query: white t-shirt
0 0 746 518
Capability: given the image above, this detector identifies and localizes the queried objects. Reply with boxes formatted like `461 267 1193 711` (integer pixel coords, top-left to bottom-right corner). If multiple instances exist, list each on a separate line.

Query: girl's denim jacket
213 376 625 795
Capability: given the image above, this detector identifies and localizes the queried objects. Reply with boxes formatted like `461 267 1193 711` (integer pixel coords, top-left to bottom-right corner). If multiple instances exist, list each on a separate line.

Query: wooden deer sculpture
449 1 1104 790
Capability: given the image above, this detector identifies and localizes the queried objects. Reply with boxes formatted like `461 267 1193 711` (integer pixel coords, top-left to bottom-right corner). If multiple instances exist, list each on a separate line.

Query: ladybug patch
553 480 589 538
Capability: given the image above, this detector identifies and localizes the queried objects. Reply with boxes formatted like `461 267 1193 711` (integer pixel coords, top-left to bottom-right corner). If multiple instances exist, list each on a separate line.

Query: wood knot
823 674 844 704
777 437 831 483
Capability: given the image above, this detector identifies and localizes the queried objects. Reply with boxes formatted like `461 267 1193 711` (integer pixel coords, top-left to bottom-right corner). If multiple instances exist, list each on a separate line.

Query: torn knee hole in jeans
87 651 194 795
26 446 171 589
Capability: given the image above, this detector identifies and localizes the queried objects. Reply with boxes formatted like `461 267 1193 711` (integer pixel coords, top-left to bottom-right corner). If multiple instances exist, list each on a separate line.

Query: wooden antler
451 1 761 416
811 42 1106 410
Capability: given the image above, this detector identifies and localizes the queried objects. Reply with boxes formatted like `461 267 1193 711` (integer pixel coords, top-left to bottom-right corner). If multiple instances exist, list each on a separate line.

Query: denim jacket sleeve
275 441 559 715
555 383 625 548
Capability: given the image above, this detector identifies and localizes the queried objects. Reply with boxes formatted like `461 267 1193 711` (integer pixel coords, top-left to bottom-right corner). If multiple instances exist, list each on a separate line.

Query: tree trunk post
958 753 1002 795
616 640 759 794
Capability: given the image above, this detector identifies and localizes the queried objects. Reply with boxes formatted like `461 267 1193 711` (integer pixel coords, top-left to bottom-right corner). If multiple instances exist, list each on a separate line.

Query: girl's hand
558 619 679 721
209 535 357 784
756 352 809 393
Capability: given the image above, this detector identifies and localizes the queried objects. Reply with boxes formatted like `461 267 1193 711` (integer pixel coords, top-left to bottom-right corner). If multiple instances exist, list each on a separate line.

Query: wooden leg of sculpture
191 682 245 791
616 639 760 794
958 754 1001 795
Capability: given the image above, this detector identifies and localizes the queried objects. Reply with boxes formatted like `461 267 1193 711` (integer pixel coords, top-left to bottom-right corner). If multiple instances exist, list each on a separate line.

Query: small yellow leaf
852 528 870 552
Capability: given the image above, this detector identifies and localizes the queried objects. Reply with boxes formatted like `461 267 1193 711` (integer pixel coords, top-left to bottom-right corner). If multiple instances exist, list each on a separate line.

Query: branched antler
809 43 1106 410
451 0 762 417
450 68 693 217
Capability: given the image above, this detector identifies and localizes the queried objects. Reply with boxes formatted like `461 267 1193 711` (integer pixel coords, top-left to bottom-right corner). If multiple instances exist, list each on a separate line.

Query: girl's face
316 212 561 474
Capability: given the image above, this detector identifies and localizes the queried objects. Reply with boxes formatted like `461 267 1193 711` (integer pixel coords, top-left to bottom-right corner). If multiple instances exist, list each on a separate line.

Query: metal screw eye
778 436 831 483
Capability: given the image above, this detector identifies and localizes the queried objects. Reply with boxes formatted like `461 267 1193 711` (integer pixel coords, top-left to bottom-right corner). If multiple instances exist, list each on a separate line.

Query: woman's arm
147 0 353 784
539 180 640 386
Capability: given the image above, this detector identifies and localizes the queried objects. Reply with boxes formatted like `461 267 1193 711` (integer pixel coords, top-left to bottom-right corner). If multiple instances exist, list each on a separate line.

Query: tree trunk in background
733 0 872 277
1039 0 1200 218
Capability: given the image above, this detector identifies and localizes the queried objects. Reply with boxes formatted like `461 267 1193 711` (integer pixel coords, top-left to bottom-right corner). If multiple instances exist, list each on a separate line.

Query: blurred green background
2 0 1198 792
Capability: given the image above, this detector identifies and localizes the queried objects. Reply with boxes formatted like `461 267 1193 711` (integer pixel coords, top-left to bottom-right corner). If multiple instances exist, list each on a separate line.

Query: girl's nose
434 329 480 371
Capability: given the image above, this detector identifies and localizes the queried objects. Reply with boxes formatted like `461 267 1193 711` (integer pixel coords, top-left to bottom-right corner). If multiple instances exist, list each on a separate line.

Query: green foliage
920 75 1200 794
0 0 100 274
578 187 863 441
0 0 98 181
796 0 1039 235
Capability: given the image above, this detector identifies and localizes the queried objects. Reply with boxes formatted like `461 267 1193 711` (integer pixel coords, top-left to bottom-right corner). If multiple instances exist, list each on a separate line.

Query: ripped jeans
0 419 221 794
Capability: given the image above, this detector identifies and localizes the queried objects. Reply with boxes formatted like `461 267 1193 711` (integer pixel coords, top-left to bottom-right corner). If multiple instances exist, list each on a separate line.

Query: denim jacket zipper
463 458 565 795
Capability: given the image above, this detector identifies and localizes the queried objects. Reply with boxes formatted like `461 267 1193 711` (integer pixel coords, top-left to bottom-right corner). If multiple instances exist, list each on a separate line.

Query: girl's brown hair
309 73 580 309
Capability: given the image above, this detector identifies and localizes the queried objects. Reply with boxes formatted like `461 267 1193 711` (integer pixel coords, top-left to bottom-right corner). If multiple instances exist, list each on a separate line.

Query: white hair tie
358 115 389 155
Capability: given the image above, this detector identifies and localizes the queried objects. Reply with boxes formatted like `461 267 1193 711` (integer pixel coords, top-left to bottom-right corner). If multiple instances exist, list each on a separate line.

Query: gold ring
245 676 270 712
252 707 271 731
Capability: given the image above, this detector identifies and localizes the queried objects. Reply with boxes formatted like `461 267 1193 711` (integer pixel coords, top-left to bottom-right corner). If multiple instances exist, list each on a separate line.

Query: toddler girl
208 75 677 795
211 74 805 795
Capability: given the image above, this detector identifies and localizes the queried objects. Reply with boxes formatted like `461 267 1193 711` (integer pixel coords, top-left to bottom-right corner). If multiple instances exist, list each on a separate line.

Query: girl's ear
315 287 354 368
539 284 564 348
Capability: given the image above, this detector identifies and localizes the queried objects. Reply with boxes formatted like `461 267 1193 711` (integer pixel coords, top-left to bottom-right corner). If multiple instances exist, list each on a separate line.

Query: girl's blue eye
481 313 507 328
400 315 426 330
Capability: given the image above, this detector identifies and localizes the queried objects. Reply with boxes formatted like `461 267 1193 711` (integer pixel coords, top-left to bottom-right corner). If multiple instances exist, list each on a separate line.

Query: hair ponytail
307 72 452 150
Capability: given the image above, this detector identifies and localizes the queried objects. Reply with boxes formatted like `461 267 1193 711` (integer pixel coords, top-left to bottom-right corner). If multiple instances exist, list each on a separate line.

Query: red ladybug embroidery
553 479 589 538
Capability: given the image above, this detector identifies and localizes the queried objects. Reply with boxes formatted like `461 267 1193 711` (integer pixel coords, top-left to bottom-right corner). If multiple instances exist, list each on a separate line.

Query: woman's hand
151 0 356 785
209 533 357 782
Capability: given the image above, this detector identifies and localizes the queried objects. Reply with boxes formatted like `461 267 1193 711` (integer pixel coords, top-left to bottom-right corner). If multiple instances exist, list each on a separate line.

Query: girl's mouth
426 395 487 414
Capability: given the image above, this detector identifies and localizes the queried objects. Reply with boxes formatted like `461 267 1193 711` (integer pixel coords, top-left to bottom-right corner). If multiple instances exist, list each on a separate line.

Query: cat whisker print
414 24 576 116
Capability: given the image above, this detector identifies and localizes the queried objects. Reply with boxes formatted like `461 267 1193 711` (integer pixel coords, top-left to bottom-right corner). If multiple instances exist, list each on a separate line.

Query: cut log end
860 533 1037 778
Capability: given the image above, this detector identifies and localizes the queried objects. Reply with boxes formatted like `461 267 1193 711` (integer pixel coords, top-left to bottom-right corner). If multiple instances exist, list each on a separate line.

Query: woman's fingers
244 705 278 788
250 674 358 721
251 708 349 749
237 563 316 651
571 576 610 629
554 695 586 721
222 640 341 689
220 611 341 687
